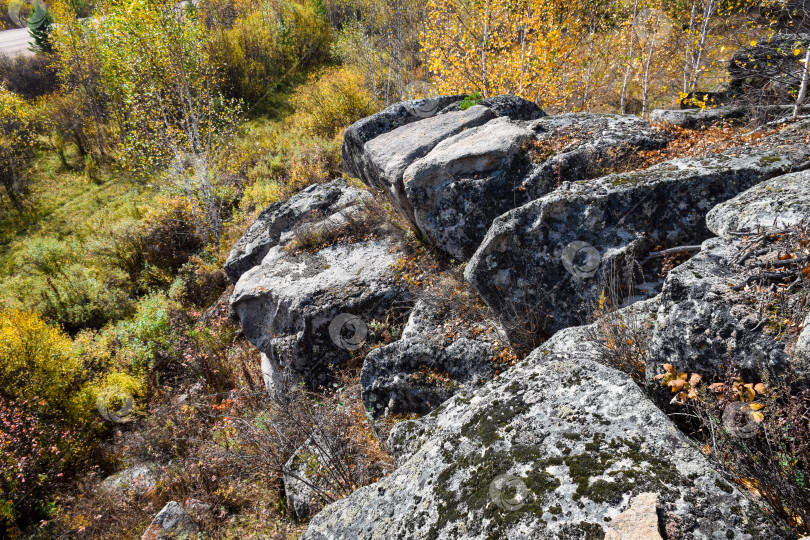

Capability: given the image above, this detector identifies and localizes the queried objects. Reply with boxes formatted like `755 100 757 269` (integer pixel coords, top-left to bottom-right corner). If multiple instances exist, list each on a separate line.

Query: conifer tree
28 1 53 54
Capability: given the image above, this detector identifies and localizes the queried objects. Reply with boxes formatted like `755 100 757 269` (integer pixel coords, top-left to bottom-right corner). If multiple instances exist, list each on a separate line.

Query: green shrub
240 175 285 212
0 53 59 99
169 258 228 308
90 219 147 289
23 238 134 332
113 293 180 375
142 198 204 275
230 118 343 214
0 308 144 534
0 308 85 418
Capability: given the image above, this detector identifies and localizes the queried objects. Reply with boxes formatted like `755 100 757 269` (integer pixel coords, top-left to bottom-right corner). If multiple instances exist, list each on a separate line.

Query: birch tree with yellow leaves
421 0 767 113
421 0 586 107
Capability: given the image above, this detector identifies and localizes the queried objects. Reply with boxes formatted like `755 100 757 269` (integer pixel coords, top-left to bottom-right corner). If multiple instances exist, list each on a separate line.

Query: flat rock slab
403 116 534 260
521 113 668 200
649 105 808 130
342 95 468 182
706 169 810 237
301 324 788 540
230 239 409 390
650 106 749 129
465 149 810 339
364 105 496 223
224 179 371 283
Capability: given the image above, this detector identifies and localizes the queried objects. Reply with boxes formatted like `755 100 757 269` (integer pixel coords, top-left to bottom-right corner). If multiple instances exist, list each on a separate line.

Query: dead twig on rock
641 245 702 265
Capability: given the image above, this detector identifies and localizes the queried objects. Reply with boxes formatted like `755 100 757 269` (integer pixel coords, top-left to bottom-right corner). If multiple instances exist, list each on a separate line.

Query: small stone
141 501 198 540
605 492 662 540
100 464 156 497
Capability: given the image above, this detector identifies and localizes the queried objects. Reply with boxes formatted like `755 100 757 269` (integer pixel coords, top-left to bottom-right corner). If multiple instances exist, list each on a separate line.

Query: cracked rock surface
302 315 788 540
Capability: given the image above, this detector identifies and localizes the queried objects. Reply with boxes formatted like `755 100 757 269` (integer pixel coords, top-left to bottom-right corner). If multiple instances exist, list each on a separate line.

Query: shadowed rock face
230 238 410 392
360 299 504 418
301 309 790 540
729 33 810 101
464 150 810 339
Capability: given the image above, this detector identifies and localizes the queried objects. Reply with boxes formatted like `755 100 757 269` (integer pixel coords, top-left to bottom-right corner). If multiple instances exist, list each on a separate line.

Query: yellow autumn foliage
422 0 592 107
421 0 763 113
0 309 145 425
291 66 377 139
0 309 85 417
0 86 37 203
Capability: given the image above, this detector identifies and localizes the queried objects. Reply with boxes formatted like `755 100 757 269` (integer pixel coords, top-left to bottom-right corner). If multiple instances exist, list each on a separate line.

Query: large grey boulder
224 179 372 283
230 238 409 392
342 95 544 191
347 101 666 260
649 236 796 378
649 170 810 379
405 113 666 260
301 323 788 540
520 113 668 200
342 95 467 182
402 116 534 260
465 149 810 339
706 169 810 237
650 106 749 129
362 105 496 223
649 104 810 129
360 299 504 417
141 501 198 540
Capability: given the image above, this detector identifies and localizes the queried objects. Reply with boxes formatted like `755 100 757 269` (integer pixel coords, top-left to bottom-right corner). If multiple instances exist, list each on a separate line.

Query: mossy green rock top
301 323 788 540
